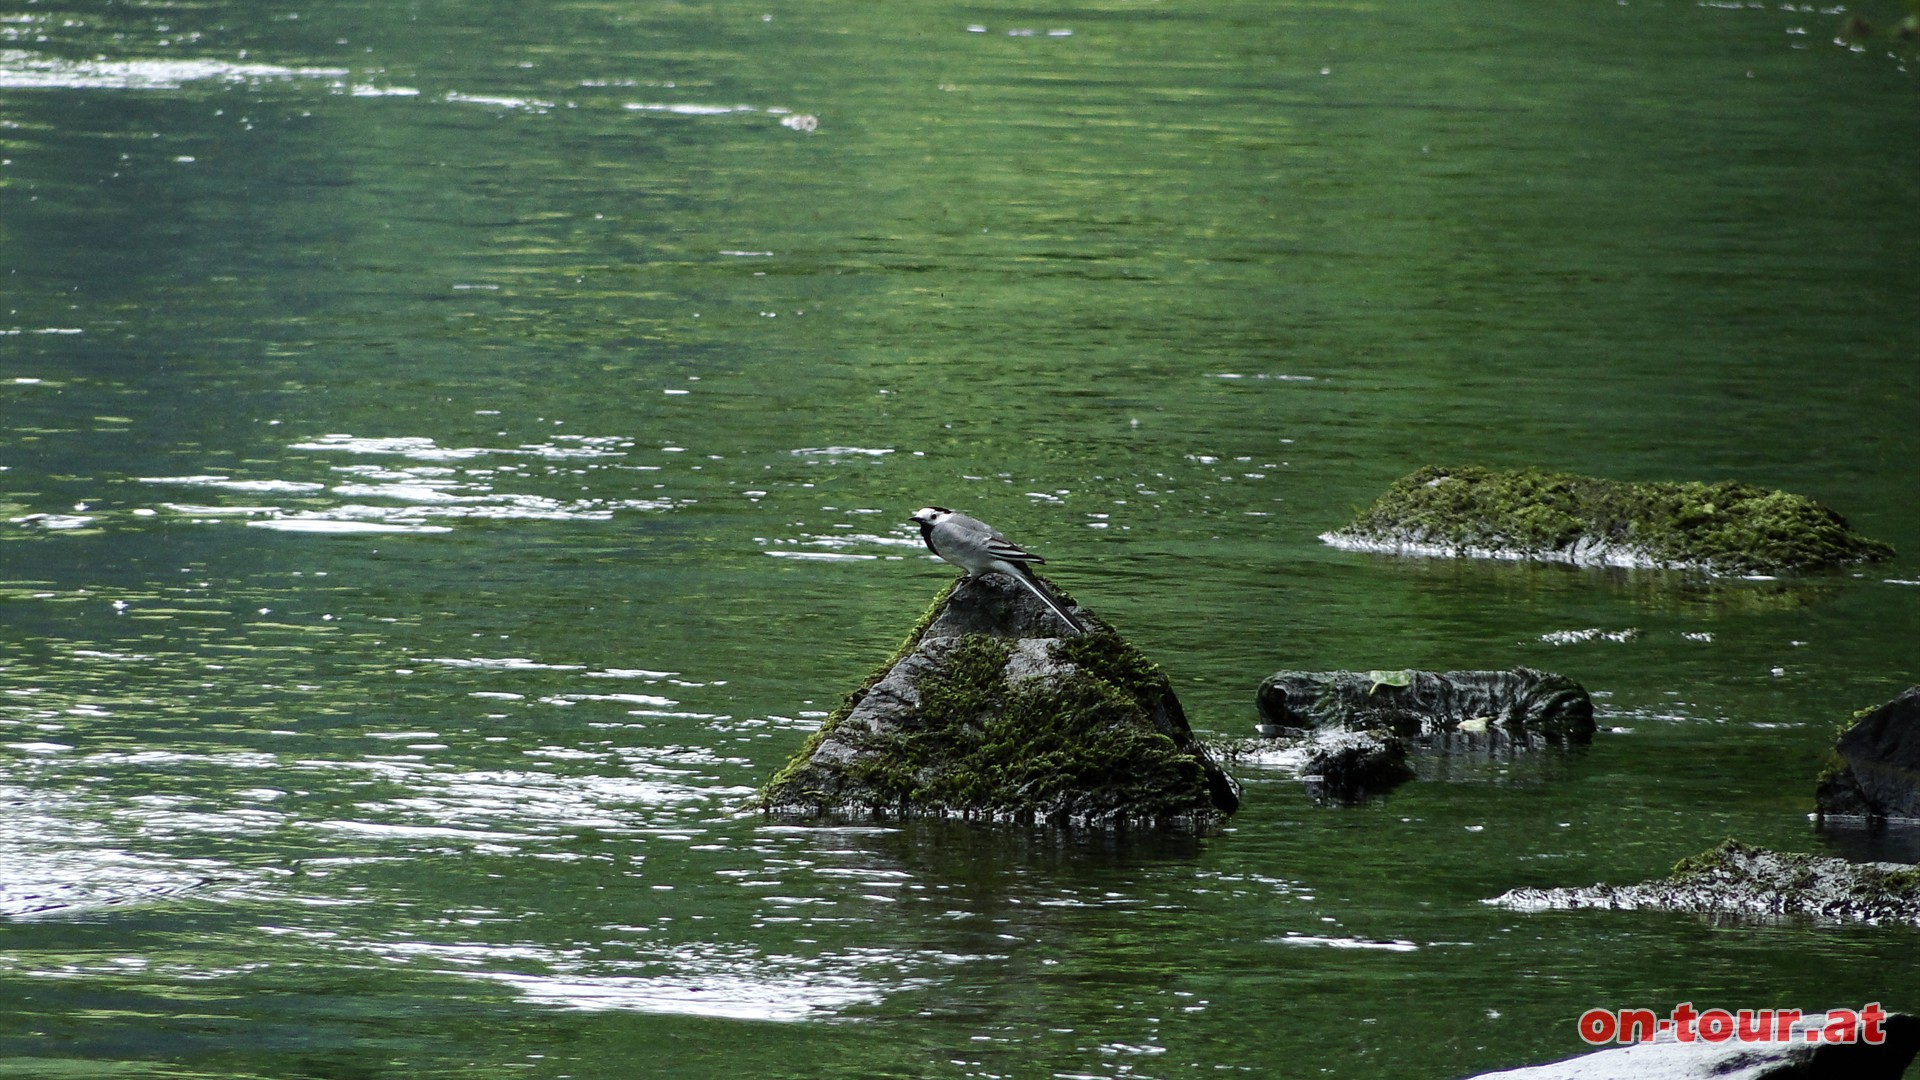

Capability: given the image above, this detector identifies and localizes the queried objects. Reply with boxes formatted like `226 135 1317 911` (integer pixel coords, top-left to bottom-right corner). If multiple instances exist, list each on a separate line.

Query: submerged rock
1257 667 1595 745
1250 668 1586 805
1298 728 1414 803
757 574 1239 828
1322 465 1894 575
1816 686 1920 821
1487 839 1920 926
1207 730 1415 805
1461 1008 1918 1080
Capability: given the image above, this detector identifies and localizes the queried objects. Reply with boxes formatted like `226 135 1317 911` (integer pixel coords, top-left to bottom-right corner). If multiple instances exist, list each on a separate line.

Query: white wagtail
910 506 1086 634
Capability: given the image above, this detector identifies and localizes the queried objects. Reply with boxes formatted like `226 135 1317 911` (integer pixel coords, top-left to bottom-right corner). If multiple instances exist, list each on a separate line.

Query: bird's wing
954 514 1044 564
983 534 1043 565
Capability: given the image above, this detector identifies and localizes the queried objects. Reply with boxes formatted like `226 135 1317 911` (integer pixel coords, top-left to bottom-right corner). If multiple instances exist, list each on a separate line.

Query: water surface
3 1 1918 1077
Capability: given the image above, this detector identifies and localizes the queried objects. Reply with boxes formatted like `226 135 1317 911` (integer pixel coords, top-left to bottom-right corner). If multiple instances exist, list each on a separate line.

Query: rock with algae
1487 839 1920 926
757 574 1239 828
1248 668 1590 805
1322 465 1894 575
1257 667 1595 744
1816 686 1920 821
1297 728 1415 804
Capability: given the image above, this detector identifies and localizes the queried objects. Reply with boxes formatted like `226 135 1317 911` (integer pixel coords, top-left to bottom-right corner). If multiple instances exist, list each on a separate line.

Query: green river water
3 1 1919 1077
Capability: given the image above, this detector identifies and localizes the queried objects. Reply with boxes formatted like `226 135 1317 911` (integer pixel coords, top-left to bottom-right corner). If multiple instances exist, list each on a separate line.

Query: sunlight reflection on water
0 50 347 91
476 941 890 1020
136 434 681 531
0 783 237 917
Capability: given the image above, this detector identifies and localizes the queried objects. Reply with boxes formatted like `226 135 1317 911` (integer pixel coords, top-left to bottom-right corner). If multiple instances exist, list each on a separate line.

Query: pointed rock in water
757 574 1239 828
1817 686 1920 822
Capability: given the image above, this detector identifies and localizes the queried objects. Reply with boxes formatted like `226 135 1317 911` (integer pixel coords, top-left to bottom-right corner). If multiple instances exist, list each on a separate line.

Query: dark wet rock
1257 667 1595 745
1486 840 1920 926
1299 728 1414 803
1248 668 1588 805
757 575 1239 828
1461 1009 1918 1080
1322 465 1894 575
1817 686 1920 821
1207 731 1414 805
1815 762 1879 818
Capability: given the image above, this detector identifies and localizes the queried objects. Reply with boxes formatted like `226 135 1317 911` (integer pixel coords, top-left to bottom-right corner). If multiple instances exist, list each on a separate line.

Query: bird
910 506 1086 634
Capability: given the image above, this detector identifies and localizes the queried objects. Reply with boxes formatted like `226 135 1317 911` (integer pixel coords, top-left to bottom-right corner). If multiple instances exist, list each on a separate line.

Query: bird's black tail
1011 565 1085 635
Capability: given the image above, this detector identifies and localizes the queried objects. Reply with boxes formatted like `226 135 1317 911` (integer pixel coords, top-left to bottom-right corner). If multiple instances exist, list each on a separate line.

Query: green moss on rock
756 577 1237 828
755 580 957 801
862 632 1211 813
1325 465 1894 575
1815 686 1920 820
1670 839 1920 902
1491 839 1920 925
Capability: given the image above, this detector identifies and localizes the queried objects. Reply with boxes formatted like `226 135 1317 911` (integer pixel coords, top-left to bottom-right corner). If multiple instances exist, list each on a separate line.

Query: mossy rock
1257 667 1595 744
1490 839 1920 925
1322 465 1894 575
1816 686 1920 820
757 574 1239 829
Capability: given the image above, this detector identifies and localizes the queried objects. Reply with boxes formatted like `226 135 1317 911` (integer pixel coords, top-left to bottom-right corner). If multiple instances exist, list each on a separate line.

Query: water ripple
0 783 236 918
0 49 346 90
475 942 887 1021
138 444 678 530
290 434 631 461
